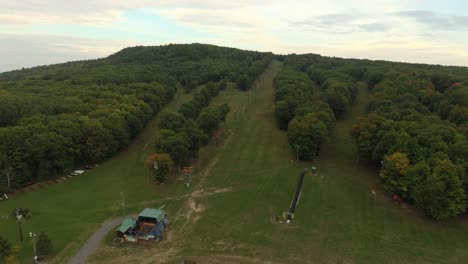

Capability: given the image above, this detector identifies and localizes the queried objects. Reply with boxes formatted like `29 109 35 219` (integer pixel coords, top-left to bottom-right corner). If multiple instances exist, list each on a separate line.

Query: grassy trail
4 61 468 263
93 61 468 264
175 64 468 264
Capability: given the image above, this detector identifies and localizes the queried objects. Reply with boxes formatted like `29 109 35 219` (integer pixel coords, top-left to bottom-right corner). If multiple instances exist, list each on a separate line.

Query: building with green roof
115 218 136 238
115 208 168 241
138 208 165 222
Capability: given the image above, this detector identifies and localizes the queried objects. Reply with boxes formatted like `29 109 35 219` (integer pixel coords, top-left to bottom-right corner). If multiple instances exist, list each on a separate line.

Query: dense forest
0 44 273 192
274 54 361 160
351 64 468 219
275 53 468 219
152 80 230 175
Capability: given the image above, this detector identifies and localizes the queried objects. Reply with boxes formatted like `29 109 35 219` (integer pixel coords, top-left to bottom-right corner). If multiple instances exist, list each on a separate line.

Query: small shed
115 218 136 238
138 208 165 223
135 208 168 240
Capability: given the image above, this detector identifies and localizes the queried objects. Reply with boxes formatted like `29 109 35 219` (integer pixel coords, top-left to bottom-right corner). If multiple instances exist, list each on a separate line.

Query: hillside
0 44 273 193
0 44 467 263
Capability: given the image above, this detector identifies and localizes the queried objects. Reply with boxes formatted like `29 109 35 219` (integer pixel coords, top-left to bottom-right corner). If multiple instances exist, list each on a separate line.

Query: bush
36 232 53 257
0 236 12 261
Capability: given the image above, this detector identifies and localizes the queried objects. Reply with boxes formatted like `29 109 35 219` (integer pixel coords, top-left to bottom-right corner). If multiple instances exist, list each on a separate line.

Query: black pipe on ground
287 169 306 220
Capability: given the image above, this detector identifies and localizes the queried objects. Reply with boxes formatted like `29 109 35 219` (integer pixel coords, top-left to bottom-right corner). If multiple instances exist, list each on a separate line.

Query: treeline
309 68 359 117
274 67 315 129
0 44 272 192
153 81 230 171
179 81 224 119
0 83 175 192
297 55 363 117
276 53 468 220
0 44 273 92
352 69 468 219
274 54 365 160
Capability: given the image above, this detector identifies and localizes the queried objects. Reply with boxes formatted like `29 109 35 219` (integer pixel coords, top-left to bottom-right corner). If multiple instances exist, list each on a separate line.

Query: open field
88 61 468 264
1 61 468 263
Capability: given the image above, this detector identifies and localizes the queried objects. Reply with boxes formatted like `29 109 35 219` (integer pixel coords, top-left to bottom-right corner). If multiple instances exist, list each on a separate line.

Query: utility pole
295 145 300 163
183 166 193 188
29 232 37 263
16 208 23 243
120 192 127 216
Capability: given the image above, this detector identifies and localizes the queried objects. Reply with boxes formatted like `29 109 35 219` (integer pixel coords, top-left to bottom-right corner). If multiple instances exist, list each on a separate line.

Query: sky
1 0 468 72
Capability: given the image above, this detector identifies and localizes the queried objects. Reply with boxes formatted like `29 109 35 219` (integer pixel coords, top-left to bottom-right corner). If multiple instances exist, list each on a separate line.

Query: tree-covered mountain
1 43 467 220
0 44 273 192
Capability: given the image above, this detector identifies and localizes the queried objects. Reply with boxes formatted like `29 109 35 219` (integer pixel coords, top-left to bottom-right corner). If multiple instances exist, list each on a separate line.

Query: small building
115 218 136 238
116 208 169 243
138 208 165 225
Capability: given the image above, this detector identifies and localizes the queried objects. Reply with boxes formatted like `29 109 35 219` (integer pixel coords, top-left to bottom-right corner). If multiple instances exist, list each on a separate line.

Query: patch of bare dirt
89 243 179 264
191 187 232 198
191 254 281 264
189 200 205 213
269 216 297 229
138 187 232 207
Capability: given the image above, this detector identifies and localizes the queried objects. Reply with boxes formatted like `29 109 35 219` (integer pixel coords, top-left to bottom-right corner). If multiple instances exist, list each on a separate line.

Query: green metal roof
138 208 164 221
116 218 136 233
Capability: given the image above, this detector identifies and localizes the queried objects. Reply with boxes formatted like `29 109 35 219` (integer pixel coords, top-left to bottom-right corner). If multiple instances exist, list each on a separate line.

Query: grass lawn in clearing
92 61 468 264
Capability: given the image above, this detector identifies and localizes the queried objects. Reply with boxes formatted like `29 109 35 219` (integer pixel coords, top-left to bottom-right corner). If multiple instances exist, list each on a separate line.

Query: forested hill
0 44 273 87
1 43 467 220
274 53 468 219
0 44 273 192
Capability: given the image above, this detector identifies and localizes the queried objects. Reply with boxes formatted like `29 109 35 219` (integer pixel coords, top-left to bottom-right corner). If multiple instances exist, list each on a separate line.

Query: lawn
2 61 468 264
91 61 468 264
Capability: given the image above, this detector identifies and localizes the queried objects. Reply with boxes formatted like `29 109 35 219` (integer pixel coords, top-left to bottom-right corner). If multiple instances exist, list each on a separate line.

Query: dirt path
67 215 135 264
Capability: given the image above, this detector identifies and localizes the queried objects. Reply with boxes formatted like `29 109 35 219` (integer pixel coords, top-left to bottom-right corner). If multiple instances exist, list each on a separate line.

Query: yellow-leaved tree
144 153 174 183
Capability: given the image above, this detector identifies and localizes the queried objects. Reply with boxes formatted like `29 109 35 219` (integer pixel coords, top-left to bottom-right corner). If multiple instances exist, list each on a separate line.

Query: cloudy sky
1 0 468 72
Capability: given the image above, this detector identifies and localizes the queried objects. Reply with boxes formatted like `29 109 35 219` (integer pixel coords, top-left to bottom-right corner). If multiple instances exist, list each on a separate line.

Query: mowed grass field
92 61 468 264
2 61 468 263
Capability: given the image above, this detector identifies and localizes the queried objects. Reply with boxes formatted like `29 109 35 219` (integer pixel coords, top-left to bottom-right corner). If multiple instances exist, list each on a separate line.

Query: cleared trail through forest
319 82 370 164
83 62 468 264
86 61 284 264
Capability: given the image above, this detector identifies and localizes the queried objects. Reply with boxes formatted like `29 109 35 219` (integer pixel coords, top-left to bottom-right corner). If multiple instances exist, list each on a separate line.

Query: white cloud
0 0 265 26
0 11 125 26
395 10 468 30
0 34 139 72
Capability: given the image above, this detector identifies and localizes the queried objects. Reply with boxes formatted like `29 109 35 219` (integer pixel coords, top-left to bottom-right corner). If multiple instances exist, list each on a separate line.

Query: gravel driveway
68 215 135 264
